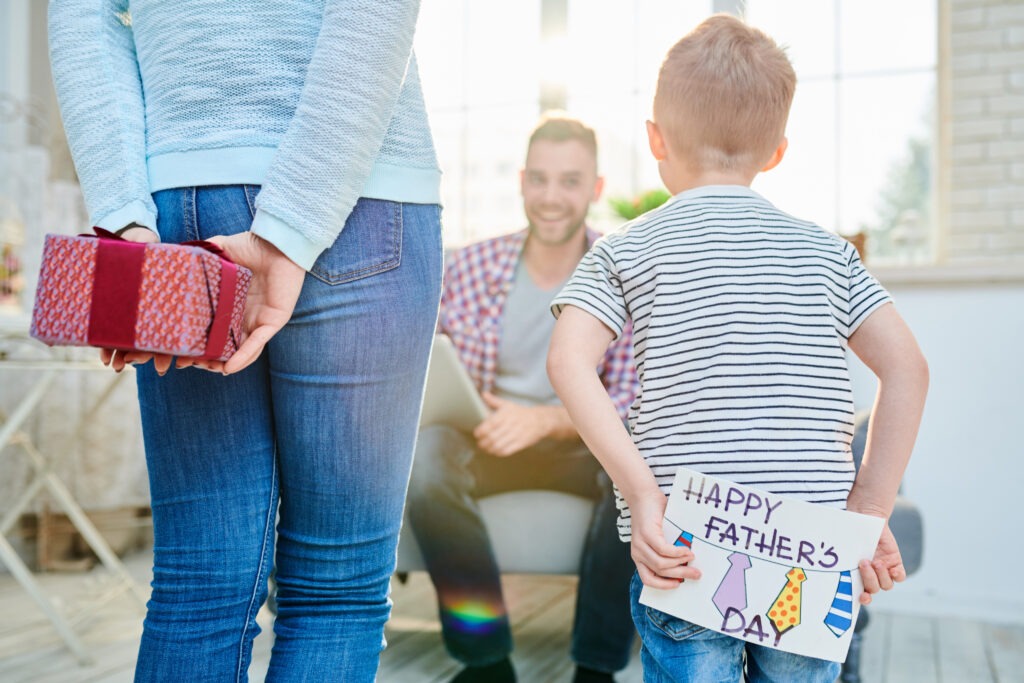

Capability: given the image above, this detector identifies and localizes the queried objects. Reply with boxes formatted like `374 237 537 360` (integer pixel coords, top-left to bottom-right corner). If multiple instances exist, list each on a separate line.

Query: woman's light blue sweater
49 0 441 270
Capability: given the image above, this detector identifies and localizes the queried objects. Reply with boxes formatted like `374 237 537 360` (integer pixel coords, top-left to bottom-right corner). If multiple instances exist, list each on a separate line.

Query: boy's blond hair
527 111 598 163
654 14 795 174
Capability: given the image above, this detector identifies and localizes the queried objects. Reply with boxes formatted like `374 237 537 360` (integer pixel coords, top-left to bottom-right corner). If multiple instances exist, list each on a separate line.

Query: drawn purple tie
712 552 752 616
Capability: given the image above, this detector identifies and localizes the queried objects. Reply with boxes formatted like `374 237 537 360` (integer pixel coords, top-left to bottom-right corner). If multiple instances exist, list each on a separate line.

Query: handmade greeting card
639 468 884 663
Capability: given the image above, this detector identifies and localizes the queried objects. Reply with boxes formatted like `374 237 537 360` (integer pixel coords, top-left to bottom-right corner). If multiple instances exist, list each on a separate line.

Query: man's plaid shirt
438 227 638 420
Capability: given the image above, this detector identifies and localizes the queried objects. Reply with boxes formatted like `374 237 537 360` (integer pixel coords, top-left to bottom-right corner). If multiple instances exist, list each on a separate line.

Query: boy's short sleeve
845 241 892 339
552 238 629 339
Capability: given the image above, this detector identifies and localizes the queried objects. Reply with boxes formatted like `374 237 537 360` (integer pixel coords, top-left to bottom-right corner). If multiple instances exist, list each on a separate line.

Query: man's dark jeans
406 424 636 673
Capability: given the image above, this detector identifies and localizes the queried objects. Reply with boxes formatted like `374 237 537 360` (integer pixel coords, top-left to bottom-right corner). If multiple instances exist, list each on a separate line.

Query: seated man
406 114 638 683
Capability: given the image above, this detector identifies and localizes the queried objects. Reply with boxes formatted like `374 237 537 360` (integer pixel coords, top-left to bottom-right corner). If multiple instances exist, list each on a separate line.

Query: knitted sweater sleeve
251 1 424 270
48 0 157 232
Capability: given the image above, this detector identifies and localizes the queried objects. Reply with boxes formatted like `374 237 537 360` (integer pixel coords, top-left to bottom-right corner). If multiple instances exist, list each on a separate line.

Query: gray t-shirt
494 260 566 407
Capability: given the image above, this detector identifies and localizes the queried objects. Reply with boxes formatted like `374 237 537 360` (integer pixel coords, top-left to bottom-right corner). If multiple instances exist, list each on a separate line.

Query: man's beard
527 218 586 247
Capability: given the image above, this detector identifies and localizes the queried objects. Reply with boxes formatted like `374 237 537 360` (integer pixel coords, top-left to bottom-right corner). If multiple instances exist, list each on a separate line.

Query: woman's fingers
152 354 174 375
100 349 188 376
224 323 276 374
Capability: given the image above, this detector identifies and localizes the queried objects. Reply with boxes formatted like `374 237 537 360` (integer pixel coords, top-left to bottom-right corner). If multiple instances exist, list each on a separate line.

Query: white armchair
396 489 596 575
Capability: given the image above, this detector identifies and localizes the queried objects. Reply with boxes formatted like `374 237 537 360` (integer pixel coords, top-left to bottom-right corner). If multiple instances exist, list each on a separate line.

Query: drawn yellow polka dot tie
767 567 806 637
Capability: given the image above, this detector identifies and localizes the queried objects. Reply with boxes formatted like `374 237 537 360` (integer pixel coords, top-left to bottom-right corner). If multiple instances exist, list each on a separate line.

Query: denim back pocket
645 606 708 641
309 198 403 285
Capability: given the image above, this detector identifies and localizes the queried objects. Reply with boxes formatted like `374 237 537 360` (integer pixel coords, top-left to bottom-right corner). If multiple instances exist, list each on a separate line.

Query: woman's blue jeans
133 186 442 682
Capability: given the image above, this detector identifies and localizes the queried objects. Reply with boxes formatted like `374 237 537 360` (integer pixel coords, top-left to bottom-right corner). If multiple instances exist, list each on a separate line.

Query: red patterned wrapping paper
30 233 252 361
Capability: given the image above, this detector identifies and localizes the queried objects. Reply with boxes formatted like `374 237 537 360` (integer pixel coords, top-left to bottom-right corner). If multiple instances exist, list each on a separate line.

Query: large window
415 2 543 244
745 0 937 264
415 0 937 263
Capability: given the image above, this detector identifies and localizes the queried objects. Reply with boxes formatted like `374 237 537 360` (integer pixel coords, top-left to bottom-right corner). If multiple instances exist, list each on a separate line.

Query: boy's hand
474 393 550 456
629 491 702 589
857 523 906 605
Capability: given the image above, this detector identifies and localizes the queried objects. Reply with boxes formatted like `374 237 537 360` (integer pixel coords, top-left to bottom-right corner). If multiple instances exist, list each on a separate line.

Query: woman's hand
198 232 306 374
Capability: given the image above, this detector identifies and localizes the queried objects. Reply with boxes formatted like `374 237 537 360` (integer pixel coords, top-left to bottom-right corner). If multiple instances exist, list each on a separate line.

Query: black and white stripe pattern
553 186 891 540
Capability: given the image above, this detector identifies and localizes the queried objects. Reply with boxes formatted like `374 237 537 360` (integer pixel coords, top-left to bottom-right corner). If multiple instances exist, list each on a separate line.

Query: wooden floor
1 549 1022 683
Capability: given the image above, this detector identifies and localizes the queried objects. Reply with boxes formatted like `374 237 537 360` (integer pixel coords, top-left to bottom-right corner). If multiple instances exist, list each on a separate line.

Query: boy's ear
592 175 606 202
761 136 788 172
646 120 668 161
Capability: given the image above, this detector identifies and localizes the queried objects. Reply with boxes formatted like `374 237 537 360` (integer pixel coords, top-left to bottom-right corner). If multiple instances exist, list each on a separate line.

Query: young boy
547 14 928 682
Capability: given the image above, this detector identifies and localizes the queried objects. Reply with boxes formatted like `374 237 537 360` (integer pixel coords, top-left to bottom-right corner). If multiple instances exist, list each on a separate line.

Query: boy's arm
548 306 699 589
846 303 929 603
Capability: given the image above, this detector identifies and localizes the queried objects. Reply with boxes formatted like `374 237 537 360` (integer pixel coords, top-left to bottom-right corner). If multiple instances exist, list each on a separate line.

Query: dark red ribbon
83 227 240 359
201 256 239 360
85 227 227 258
87 237 146 350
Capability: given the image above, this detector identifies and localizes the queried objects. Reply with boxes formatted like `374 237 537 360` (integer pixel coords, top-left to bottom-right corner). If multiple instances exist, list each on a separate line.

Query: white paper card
639 468 885 663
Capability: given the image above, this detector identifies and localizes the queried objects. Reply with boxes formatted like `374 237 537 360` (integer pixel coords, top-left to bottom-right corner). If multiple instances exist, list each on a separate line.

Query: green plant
608 188 671 221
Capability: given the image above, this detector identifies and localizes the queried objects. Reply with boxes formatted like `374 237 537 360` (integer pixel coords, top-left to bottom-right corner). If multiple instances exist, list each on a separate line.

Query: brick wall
945 0 1024 263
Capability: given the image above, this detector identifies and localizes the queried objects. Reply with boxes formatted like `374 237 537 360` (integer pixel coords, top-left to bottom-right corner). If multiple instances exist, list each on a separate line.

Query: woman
49 1 442 680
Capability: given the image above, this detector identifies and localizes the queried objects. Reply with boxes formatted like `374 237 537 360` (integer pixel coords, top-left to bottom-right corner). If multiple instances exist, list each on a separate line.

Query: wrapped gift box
30 231 251 361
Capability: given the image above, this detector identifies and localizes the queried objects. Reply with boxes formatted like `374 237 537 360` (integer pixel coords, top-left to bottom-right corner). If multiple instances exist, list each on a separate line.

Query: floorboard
936 617 996 683
0 550 1020 683
885 615 938 683
986 621 1024 683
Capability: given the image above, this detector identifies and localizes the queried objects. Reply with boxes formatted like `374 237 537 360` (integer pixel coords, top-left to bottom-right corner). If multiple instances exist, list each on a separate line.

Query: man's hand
99 227 176 374
196 232 306 375
629 490 701 589
857 522 906 605
473 392 556 456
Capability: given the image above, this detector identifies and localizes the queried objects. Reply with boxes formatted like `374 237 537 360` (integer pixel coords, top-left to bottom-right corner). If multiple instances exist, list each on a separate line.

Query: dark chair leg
840 631 863 682
840 607 869 683
266 568 278 616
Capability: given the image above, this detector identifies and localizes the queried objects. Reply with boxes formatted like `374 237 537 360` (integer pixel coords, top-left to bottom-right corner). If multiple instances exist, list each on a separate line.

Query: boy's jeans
133 186 442 682
630 574 841 682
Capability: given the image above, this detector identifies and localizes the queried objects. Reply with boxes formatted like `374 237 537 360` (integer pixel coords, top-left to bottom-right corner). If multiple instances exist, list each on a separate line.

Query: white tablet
420 335 489 432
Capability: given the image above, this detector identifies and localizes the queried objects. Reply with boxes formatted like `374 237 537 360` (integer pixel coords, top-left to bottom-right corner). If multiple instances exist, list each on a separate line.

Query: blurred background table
0 312 146 664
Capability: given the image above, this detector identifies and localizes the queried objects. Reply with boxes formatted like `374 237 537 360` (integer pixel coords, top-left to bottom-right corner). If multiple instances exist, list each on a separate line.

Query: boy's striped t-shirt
552 185 891 541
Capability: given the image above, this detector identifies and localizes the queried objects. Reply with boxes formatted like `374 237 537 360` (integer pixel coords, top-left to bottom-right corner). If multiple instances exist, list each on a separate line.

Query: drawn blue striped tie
824 570 854 637
672 531 695 583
